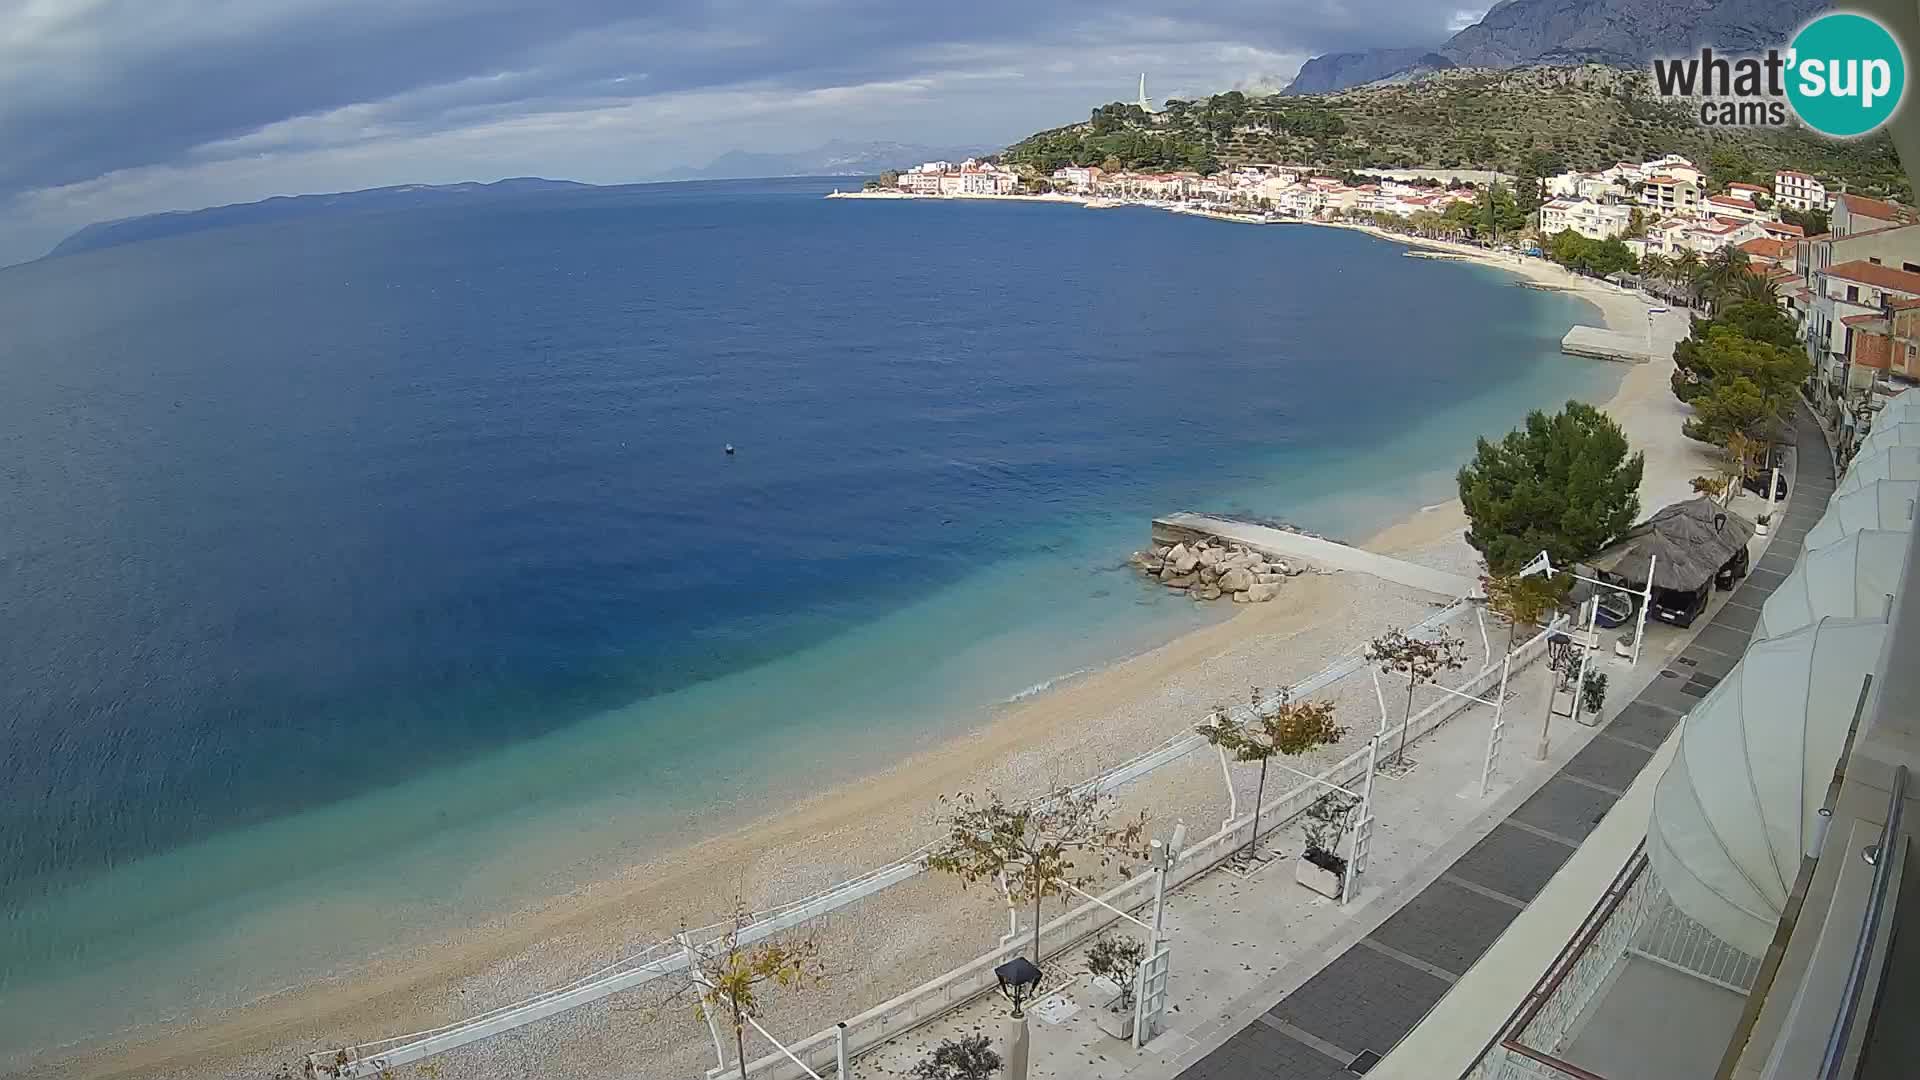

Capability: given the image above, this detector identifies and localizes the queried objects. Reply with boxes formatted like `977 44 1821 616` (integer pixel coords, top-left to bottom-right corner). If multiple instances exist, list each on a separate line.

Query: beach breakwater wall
715 616 1560 1080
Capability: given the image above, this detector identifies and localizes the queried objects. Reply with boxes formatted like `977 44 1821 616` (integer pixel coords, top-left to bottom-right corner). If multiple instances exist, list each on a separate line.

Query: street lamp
995 957 1043 1080
994 957 1042 1019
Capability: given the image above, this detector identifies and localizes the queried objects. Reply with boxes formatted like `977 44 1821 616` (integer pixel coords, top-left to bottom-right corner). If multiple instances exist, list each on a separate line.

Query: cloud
0 0 1471 262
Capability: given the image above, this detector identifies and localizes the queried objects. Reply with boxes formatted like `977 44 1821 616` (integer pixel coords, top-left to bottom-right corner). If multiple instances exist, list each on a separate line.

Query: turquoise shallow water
0 180 1622 1061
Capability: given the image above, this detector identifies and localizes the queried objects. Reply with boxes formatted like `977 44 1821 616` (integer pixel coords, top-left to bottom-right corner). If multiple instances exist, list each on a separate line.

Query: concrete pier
1151 512 1476 597
1561 325 1652 364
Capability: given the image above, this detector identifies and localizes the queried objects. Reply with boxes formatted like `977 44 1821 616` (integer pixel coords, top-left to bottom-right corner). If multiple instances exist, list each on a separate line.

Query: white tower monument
1137 73 1154 112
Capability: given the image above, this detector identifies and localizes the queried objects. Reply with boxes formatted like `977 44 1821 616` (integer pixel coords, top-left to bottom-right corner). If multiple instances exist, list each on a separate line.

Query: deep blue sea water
0 178 1619 1058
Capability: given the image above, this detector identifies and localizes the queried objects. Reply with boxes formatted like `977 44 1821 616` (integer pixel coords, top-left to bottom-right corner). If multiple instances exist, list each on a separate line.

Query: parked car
1742 469 1787 499
1651 584 1711 628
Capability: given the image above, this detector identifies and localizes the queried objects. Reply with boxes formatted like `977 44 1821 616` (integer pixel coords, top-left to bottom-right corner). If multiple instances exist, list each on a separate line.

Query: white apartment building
1639 175 1703 215
1775 169 1830 211
1049 166 1103 191
1702 193 1767 223
1540 198 1633 239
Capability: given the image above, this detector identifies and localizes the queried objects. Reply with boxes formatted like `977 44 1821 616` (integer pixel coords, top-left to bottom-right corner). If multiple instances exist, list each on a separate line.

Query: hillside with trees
1002 66 1910 202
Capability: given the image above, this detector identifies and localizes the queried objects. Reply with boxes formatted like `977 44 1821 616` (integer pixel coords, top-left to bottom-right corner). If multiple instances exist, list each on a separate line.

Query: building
1726 181 1768 203
1833 192 1919 238
1642 153 1703 184
1049 166 1103 192
1738 235 1797 273
1540 198 1633 240
1703 193 1767 223
1640 175 1703 216
1775 169 1830 210
1806 258 1920 399
1763 219 1807 243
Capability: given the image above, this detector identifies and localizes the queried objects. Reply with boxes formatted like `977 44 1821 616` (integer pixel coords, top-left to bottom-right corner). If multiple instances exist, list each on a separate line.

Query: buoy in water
724 444 736 455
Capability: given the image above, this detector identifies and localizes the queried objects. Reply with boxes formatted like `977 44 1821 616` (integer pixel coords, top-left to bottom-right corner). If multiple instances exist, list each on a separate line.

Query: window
1848 285 1861 302
1871 257 1884 265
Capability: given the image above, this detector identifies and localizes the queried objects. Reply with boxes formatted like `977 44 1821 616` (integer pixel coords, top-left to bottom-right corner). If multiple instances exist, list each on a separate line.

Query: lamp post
995 957 1042 1080
1647 305 1669 357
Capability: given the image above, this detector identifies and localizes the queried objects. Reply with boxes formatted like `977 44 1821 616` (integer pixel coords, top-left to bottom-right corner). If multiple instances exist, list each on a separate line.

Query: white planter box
1295 852 1345 900
1094 996 1135 1040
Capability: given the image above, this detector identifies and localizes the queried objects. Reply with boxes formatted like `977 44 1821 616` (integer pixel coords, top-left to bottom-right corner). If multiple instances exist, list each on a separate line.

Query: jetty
1561 325 1652 364
1151 512 1476 597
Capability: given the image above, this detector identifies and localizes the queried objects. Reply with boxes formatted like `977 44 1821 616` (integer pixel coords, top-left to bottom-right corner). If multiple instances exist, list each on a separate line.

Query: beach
22 217 1708 1080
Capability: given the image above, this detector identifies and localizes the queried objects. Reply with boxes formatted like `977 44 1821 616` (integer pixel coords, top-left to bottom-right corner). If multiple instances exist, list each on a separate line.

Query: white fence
719 609 1566 1080
317 593 1561 1079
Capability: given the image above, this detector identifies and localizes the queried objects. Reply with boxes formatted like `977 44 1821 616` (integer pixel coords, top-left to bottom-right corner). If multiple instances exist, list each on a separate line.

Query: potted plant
1084 934 1147 1039
1756 512 1772 537
1296 791 1360 899
1581 670 1609 719
912 1034 1002 1080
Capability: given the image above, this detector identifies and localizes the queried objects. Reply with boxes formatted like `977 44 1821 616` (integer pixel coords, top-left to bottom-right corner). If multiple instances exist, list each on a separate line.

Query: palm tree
1702 246 1751 310
1640 253 1672 300
1671 250 1705 309
1736 271 1780 306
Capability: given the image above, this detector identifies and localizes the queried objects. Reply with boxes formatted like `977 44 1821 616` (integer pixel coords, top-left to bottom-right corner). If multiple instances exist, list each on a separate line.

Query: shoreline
26 205 1694 1080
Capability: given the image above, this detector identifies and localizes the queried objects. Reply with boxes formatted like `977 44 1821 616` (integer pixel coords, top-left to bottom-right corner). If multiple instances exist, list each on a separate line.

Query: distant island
47 178 593 259
660 139 994 182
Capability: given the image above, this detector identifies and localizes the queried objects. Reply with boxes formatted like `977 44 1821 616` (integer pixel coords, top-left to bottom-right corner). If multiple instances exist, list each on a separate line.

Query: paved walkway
1169 406 1836 1080
1154 513 1478 597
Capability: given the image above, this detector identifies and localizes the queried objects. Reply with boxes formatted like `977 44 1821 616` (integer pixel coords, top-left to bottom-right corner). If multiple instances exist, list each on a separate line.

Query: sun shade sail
1649 617 1889 955
1803 480 1918 550
1852 419 1920 468
1757 529 1906 639
1838 445 1920 495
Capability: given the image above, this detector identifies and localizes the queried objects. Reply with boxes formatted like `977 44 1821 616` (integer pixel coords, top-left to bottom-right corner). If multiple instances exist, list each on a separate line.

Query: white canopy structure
1851 419 1920 468
1838 444 1920 495
1875 389 1920 423
1803 479 1918 550
1649 617 1889 955
1756 530 1907 639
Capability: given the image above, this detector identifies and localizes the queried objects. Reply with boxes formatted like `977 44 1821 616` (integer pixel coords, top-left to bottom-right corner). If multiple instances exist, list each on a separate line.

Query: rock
1245 583 1280 602
1217 567 1255 592
1200 567 1221 586
1152 546 1170 559
1273 561 1292 575
1168 544 1199 574
1196 546 1223 569
1256 573 1285 586
1244 560 1268 576
1232 591 1250 603
1129 551 1163 573
1162 573 1197 590
1283 563 1304 577
1197 584 1223 601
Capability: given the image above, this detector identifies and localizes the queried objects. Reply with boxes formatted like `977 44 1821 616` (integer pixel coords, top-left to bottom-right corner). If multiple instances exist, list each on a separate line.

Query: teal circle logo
1787 12 1906 138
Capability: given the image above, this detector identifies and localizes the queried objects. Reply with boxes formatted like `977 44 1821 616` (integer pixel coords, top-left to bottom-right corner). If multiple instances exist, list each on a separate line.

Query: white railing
721 607 1564 1080
315 593 1527 1078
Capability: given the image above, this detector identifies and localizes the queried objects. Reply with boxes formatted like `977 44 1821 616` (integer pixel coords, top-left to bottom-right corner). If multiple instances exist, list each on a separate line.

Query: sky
0 0 1489 265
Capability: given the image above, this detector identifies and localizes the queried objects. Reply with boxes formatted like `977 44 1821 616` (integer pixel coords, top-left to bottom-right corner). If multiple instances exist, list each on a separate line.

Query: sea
0 177 1621 1063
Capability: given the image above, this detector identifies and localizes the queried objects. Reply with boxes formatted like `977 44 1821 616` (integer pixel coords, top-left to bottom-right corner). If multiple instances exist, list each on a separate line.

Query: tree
925 786 1151 967
1457 401 1645 575
1544 230 1637 277
912 1035 1002 1080
1482 569 1565 652
1700 246 1752 310
1196 688 1345 861
1085 934 1149 1009
1365 629 1469 766
1677 327 1808 444
1780 204 1831 236
683 904 829 1080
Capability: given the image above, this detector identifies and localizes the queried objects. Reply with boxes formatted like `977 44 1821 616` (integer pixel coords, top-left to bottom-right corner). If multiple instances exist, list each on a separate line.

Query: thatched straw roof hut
1592 497 1755 592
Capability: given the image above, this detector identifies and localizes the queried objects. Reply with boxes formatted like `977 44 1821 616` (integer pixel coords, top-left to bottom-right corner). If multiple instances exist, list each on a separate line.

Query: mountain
1286 0 1829 94
1285 48 1451 95
663 139 995 181
47 178 592 259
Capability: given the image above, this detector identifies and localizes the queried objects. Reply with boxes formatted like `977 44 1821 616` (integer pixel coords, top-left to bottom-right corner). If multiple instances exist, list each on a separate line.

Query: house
1773 170 1829 211
1805 259 1920 397
1639 175 1703 216
1738 236 1797 272
1762 220 1806 243
1726 182 1768 203
1540 198 1633 240
1642 155 1703 185
1832 192 1918 238
1050 166 1104 192
1703 194 1767 223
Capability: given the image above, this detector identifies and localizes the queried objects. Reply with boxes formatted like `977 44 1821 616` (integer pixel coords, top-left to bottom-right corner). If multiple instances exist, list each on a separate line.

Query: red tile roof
1845 313 1888 326
1739 237 1794 260
1826 259 1920 294
1839 193 1916 223
1764 221 1806 237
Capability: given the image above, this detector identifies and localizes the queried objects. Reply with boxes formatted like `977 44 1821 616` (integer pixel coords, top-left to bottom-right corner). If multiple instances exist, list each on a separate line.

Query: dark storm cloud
0 0 1471 201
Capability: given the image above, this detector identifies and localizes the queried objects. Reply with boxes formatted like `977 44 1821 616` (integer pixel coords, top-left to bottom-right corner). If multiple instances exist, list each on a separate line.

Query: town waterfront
0 177 1623 1071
